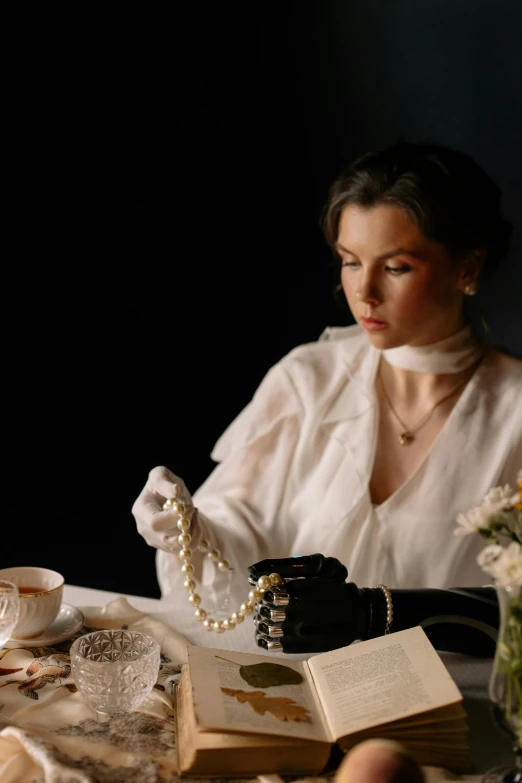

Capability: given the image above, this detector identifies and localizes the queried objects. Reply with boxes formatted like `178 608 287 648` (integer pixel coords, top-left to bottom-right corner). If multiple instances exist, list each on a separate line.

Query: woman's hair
322 139 512 279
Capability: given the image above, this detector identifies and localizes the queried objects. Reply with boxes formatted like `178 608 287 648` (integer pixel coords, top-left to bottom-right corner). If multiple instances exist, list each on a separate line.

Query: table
64 584 513 776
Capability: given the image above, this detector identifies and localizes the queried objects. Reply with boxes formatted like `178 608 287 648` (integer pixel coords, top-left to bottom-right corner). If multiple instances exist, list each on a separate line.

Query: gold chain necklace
378 369 471 446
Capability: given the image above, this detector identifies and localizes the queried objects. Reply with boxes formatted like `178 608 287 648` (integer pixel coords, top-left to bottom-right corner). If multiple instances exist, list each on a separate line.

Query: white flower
496 542 522 588
482 484 516 514
480 542 522 589
455 505 494 536
477 544 504 573
456 472 522 590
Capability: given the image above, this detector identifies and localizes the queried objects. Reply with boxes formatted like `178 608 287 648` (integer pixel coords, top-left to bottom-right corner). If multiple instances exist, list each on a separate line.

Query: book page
308 626 462 742
187 645 330 743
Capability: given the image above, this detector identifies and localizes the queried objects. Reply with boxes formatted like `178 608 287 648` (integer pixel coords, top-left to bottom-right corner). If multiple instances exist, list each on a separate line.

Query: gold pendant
398 431 413 446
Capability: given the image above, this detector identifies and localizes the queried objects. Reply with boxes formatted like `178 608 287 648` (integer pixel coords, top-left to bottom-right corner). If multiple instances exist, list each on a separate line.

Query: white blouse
154 325 522 648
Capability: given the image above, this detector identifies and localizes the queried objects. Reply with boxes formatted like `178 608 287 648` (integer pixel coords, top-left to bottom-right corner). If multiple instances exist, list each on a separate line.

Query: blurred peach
335 739 425 783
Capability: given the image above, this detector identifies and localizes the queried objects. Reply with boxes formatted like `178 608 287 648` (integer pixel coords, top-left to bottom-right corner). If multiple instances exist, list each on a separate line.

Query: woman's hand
248 554 371 653
132 466 199 552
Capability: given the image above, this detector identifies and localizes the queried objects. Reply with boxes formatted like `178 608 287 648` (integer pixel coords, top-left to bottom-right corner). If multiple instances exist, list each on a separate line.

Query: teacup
0 566 64 638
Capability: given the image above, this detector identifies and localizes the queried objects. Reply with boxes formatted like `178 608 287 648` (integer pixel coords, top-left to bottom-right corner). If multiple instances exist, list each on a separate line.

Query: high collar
381 326 485 374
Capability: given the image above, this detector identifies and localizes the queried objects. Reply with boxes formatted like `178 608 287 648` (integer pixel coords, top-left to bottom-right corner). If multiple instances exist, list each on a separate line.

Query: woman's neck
378 325 485 404
379 358 477 406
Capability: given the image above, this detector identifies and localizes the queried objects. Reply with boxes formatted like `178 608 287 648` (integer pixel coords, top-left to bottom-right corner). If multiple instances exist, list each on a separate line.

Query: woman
132 140 521 656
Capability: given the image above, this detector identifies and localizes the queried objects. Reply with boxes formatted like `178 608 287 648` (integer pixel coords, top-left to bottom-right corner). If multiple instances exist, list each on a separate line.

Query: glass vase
484 585 522 783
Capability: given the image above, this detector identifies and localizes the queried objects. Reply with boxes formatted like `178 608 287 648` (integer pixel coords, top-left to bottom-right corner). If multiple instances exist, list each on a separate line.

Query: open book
176 626 472 777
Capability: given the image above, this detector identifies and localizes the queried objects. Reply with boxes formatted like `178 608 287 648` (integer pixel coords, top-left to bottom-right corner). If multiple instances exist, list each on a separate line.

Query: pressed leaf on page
239 662 304 688
215 655 304 688
221 687 311 723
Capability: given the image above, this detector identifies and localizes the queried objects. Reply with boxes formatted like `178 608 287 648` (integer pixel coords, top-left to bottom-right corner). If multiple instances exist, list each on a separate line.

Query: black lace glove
248 554 382 653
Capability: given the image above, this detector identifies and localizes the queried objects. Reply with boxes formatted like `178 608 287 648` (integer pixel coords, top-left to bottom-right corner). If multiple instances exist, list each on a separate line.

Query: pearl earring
464 282 477 296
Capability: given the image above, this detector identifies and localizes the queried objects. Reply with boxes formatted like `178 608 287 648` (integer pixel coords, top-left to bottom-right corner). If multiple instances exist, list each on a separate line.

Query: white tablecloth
63 584 513 779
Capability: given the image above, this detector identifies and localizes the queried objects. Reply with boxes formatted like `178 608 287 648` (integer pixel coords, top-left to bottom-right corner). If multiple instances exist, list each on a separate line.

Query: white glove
132 465 201 552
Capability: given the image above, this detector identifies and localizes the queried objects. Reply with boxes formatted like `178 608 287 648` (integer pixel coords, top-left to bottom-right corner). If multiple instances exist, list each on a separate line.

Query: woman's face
337 203 468 349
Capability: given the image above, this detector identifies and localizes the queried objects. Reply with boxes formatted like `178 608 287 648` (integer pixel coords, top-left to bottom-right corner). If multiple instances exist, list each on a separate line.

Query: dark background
5 2 522 598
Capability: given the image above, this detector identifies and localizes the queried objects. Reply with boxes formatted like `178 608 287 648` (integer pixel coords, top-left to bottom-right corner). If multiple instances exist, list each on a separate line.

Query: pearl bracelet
376 584 394 635
163 496 283 633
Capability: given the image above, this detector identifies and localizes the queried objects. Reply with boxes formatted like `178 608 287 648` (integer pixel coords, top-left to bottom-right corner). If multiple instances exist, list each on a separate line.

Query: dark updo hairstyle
323 139 512 280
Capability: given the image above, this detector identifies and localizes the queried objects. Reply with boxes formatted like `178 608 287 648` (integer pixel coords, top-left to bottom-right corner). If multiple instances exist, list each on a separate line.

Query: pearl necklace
163 496 283 633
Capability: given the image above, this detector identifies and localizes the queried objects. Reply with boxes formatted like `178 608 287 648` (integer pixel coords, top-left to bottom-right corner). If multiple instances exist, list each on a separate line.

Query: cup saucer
5 603 85 648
